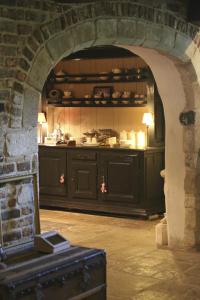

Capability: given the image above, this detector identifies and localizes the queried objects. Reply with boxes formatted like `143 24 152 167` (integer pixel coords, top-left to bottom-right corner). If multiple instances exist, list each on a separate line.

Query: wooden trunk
0 246 106 300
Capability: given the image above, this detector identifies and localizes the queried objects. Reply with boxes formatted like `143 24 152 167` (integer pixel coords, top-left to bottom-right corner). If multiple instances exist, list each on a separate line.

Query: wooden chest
0 246 106 300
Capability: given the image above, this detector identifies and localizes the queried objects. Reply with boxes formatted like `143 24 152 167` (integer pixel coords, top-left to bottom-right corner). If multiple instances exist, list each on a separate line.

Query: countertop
38 143 164 152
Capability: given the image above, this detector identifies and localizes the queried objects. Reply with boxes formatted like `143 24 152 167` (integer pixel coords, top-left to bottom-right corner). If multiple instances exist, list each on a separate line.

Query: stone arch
20 2 200 249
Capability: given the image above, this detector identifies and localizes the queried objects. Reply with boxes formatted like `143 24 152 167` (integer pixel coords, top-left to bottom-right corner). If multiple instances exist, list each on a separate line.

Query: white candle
137 131 146 148
129 130 136 148
120 130 127 140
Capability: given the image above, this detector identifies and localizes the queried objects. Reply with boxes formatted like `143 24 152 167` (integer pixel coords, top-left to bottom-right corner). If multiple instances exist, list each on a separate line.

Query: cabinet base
40 196 165 218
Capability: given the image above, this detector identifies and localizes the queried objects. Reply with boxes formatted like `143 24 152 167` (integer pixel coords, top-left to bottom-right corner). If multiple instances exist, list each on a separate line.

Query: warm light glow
142 112 153 127
129 130 136 148
38 112 46 124
137 131 146 148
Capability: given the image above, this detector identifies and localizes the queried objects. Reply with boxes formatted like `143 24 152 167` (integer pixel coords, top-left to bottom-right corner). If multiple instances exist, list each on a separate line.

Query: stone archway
1 1 200 250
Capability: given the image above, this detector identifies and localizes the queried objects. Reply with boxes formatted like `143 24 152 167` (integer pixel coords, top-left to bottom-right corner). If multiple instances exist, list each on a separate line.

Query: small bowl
112 68 121 74
64 91 72 98
112 100 118 104
85 100 91 105
84 94 92 99
62 100 71 105
74 77 82 81
101 100 107 104
113 76 121 80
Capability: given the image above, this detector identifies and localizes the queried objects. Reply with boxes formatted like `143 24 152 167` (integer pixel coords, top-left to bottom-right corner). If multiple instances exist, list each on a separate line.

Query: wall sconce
142 112 153 147
38 112 46 144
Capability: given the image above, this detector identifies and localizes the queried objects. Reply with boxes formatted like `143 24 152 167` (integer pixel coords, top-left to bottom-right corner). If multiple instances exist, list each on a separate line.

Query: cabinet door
69 161 97 200
39 148 67 196
99 153 139 203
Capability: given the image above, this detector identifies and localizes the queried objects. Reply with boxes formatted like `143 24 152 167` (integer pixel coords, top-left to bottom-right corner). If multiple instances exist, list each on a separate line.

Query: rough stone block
0 163 15 176
185 195 200 209
0 112 9 128
21 215 33 226
28 36 39 52
143 24 163 48
185 207 197 230
27 48 53 91
21 206 33 215
17 24 33 35
17 161 31 172
0 20 17 33
0 89 10 100
0 68 15 78
33 29 43 45
6 128 37 156
47 17 62 35
22 225 33 237
5 57 18 67
22 46 34 61
72 21 95 48
0 187 6 199
96 19 117 42
10 116 22 128
184 229 197 248
3 34 18 44
12 92 23 105
183 128 195 153
13 81 24 94
1 199 7 210
184 168 199 194
26 10 46 23
3 229 21 243
16 70 27 82
0 45 17 56
170 33 192 62
11 105 22 117
117 19 137 43
17 183 34 206
8 197 17 208
23 87 39 128
32 153 38 172
1 208 20 221
46 29 74 61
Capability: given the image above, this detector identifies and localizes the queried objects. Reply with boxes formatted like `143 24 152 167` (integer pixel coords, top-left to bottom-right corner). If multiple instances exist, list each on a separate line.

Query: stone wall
0 177 34 247
0 0 199 249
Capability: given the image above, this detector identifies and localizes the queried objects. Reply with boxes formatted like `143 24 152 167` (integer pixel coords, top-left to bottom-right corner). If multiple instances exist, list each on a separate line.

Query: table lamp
38 112 46 143
142 112 153 146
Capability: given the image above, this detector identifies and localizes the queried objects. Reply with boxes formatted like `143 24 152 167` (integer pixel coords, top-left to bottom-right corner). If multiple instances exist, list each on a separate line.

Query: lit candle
137 131 146 148
129 130 136 148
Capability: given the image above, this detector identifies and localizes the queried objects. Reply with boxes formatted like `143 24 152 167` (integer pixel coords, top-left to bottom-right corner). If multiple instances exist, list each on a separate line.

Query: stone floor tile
40 209 200 300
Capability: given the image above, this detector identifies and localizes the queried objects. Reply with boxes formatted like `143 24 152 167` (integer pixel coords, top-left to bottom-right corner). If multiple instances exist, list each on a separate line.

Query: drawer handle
100 176 107 193
59 174 65 184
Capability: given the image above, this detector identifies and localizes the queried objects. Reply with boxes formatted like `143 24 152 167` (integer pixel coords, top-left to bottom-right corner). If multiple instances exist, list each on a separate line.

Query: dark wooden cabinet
39 147 67 196
39 146 165 217
68 151 97 200
99 152 139 204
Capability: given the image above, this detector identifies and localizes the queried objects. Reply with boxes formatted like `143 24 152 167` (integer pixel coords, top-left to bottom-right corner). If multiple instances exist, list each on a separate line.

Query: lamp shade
142 112 153 126
38 112 46 124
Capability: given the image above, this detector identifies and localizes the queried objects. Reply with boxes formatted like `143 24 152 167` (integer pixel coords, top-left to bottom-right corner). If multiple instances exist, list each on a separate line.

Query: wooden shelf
47 97 147 107
51 69 149 84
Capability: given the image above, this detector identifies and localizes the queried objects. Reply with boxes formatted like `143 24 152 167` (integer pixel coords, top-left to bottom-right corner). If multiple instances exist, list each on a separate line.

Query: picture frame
93 86 113 99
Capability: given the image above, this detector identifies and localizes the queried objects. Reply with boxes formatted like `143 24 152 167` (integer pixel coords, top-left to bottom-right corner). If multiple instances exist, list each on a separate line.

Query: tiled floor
40 209 200 300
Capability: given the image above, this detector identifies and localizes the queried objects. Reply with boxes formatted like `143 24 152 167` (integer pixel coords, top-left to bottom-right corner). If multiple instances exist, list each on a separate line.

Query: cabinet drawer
70 151 96 161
